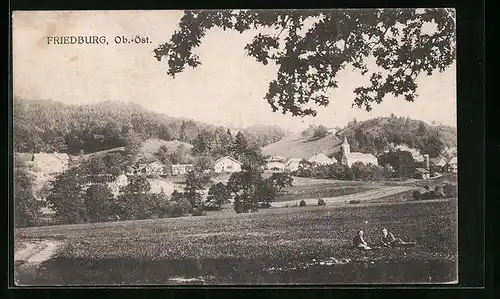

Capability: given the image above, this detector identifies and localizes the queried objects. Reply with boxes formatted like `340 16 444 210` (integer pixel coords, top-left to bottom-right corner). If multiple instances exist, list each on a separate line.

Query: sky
12 10 456 133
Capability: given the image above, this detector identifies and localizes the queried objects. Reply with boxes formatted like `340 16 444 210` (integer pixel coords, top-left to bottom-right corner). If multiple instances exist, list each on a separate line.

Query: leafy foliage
14 162 42 227
268 172 294 191
84 184 115 223
46 166 89 224
184 170 213 211
377 150 416 179
338 116 454 156
115 175 157 220
227 169 264 213
312 125 329 139
154 9 456 116
205 182 231 210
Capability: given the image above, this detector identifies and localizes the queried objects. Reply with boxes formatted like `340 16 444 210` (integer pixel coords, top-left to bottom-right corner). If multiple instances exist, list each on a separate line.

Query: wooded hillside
13 99 285 155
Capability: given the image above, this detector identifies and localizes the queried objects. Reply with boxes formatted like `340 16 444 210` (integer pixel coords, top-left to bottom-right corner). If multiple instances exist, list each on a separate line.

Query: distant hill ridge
13 98 286 155
263 116 456 160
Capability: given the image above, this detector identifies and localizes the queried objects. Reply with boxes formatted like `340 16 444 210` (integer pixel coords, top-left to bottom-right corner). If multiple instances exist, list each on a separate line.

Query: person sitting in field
380 228 416 247
353 230 371 250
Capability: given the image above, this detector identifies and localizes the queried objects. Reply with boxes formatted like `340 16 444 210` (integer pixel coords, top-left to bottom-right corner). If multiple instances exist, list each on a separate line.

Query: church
340 136 379 167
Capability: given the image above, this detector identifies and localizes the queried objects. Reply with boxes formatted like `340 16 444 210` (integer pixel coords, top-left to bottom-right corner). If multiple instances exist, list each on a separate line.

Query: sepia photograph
12 9 457 285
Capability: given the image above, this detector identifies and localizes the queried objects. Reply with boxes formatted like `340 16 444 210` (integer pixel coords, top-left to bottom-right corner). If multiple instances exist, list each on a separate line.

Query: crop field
14 199 457 285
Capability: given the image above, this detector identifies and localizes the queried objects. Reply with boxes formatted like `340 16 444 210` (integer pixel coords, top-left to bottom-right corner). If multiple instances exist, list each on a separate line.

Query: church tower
342 136 351 154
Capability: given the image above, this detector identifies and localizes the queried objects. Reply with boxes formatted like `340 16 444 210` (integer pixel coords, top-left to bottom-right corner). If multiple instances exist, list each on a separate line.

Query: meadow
15 199 458 285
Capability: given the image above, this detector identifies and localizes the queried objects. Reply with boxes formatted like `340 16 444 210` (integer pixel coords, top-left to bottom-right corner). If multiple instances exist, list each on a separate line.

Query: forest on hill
336 115 457 158
13 99 286 155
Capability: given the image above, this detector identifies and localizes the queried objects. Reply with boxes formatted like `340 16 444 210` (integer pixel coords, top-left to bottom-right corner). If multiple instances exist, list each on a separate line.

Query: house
265 161 286 172
108 174 129 196
27 153 71 174
171 164 194 176
340 137 378 167
214 156 242 173
430 157 447 172
266 156 286 163
415 168 431 179
134 161 167 176
448 156 458 173
284 158 302 172
308 153 334 165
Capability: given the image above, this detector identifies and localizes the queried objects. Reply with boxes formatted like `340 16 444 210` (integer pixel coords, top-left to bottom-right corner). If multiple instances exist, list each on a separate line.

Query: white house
171 164 194 176
430 157 448 168
265 161 286 172
285 158 302 172
214 156 242 173
267 156 286 163
31 153 71 174
340 137 378 167
136 161 167 175
308 153 334 165
448 156 458 173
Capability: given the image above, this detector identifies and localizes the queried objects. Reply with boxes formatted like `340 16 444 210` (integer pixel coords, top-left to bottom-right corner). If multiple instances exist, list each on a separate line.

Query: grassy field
15 199 457 285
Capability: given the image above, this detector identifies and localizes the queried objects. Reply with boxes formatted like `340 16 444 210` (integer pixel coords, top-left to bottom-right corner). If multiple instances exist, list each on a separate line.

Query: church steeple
342 136 350 154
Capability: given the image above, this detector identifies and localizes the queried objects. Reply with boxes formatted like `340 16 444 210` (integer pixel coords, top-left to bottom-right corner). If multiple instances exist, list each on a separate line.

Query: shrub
166 198 192 218
191 207 207 217
443 183 457 198
260 202 271 209
312 125 329 139
318 198 326 206
299 200 307 207
349 200 361 204
412 190 422 200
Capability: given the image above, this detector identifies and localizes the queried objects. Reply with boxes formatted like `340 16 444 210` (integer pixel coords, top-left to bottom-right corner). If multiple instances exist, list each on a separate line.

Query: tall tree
227 168 265 213
184 170 213 210
205 182 231 210
116 175 153 220
46 166 89 224
234 131 249 160
154 9 455 116
14 162 41 227
84 184 115 223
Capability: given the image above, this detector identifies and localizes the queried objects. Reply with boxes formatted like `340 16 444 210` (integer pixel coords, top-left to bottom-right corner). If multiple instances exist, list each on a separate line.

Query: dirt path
14 240 64 265
272 186 416 208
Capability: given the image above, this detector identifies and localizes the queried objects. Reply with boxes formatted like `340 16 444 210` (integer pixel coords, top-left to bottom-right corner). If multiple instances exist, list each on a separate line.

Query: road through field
14 240 64 265
271 186 416 208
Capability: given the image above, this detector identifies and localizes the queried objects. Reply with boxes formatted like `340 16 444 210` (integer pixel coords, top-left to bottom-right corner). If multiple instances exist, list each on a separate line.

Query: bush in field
205 182 230 211
299 200 307 207
184 170 213 212
227 169 263 213
318 198 326 206
312 125 329 139
371 165 385 181
14 162 42 227
268 172 294 191
46 166 90 224
165 197 192 218
116 175 157 220
84 184 115 223
351 162 377 181
191 206 207 216
412 190 422 200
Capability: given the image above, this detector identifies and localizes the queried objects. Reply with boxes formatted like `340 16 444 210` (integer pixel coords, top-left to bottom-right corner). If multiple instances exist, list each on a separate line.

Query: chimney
424 154 430 171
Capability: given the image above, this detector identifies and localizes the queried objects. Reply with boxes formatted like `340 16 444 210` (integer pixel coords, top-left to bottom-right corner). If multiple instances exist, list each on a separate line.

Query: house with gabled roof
448 156 457 173
214 156 242 173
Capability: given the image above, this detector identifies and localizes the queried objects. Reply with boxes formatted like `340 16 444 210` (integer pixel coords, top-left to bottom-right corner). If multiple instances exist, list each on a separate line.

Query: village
12 8 460 286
